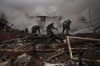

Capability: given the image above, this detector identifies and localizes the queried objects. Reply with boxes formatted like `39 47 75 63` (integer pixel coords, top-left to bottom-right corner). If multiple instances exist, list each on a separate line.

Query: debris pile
0 33 100 66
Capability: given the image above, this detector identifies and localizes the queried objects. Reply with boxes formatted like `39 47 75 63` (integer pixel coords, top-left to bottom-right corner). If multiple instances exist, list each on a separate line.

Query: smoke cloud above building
0 0 100 33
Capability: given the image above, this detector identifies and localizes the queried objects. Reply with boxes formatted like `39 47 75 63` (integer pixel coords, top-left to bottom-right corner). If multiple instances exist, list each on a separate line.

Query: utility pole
89 2 97 34
89 3 93 28
89 2 97 33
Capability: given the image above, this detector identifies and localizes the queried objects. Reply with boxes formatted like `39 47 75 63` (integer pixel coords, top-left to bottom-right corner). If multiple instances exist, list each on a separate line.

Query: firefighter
32 25 41 35
25 28 28 33
46 23 58 37
46 23 64 44
62 19 72 35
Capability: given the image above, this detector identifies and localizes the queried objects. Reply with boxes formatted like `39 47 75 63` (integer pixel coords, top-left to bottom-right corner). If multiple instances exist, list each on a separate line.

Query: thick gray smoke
0 0 100 33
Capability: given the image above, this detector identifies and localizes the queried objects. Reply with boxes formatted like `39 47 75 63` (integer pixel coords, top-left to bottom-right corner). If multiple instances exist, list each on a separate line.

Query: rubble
0 29 100 66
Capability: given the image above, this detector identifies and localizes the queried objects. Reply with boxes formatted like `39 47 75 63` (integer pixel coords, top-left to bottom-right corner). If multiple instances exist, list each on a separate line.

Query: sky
0 0 100 33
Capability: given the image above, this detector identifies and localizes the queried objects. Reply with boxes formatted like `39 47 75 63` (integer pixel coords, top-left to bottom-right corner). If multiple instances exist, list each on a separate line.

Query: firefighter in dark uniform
46 23 58 37
25 28 28 33
46 23 63 44
62 19 72 35
32 25 41 35
31 25 40 59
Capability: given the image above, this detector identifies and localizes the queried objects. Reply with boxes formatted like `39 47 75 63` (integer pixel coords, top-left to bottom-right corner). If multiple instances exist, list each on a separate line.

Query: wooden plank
68 36 100 41
66 36 100 60
0 49 55 52
71 48 88 50
46 50 64 61
66 36 73 59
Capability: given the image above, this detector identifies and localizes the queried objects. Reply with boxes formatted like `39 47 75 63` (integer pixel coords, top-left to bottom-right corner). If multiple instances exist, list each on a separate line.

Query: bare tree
0 12 8 31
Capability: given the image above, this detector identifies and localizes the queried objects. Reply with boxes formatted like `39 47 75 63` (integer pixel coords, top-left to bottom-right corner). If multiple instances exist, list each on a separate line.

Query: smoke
0 0 100 33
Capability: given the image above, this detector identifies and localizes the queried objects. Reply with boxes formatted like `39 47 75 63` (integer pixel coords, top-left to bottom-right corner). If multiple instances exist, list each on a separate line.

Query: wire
71 19 100 33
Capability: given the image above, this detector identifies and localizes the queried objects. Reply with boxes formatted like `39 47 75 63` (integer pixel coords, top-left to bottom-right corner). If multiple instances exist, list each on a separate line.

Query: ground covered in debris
0 33 100 66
